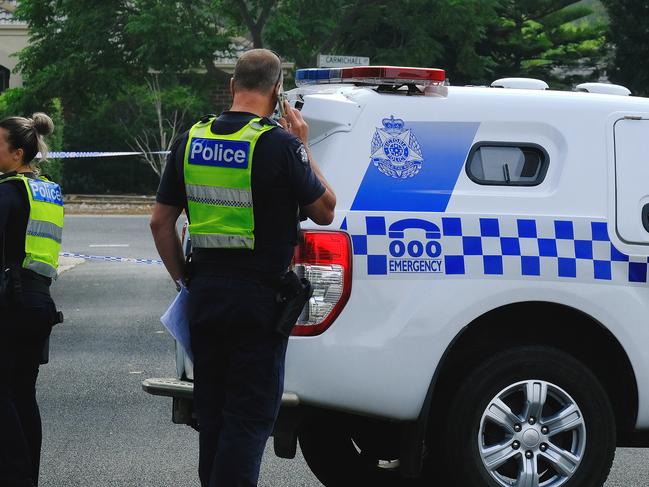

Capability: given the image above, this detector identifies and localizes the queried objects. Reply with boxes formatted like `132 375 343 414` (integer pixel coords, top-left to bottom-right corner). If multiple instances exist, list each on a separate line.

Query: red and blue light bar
295 66 446 87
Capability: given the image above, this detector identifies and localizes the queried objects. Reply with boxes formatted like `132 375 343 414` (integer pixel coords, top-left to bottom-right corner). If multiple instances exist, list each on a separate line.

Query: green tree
221 0 278 48
602 0 649 96
0 88 26 120
125 0 232 80
10 0 613 193
265 0 498 84
13 0 148 193
15 0 135 119
125 77 208 177
266 0 382 68
13 0 217 193
481 1 608 88
265 0 606 87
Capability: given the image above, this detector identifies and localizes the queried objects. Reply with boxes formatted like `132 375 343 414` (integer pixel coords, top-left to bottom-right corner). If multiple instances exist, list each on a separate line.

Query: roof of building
213 37 254 65
0 1 20 25
213 37 294 76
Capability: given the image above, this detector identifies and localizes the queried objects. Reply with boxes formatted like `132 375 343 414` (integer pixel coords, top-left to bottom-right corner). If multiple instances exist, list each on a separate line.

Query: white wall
0 23 28 89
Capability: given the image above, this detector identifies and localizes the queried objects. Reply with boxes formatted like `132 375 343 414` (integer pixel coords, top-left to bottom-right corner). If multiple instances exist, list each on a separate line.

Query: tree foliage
265 0 497 83
5 0 615 193
12 0 216 193
15 0 134 117
481 1 608 87
126 77 205 177
125 0 232 77
602 0 649 96
221 0 278 48
265 0 605 87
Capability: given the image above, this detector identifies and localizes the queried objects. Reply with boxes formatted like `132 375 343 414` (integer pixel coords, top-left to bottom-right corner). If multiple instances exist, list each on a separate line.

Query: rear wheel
299 413 411 487
438 346 616 487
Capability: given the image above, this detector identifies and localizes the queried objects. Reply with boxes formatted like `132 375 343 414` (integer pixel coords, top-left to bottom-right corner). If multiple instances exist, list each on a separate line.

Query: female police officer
0 113 63 487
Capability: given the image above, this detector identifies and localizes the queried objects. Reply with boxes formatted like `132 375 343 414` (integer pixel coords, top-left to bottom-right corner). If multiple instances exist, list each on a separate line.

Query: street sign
317 54 370 68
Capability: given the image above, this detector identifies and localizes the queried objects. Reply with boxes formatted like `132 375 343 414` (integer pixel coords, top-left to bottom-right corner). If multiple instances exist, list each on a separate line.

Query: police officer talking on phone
150 49 336 487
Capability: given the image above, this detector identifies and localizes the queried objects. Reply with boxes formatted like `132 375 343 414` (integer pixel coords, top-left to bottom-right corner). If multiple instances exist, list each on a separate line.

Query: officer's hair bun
31 112 54 137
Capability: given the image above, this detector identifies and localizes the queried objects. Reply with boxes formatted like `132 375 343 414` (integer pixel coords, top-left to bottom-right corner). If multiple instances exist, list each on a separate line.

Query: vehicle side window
467 144 548 186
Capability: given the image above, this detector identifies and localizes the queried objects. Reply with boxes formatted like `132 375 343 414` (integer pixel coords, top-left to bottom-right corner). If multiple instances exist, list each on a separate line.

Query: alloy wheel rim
478 380 587 487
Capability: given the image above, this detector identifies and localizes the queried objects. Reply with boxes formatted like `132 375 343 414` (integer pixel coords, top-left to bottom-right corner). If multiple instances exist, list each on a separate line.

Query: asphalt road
42 215 320 487
35 215 649 486
60 214 180 260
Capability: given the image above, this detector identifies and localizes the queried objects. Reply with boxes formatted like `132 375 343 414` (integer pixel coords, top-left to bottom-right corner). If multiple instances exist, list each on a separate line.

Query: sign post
317 54 370 68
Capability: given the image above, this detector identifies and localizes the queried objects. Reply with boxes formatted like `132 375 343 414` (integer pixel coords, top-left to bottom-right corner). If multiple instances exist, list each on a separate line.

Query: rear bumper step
142 378 194 399
142 377 301 407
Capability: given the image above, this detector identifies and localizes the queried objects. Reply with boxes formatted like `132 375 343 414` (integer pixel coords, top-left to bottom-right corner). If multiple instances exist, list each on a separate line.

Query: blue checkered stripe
347 215 649 283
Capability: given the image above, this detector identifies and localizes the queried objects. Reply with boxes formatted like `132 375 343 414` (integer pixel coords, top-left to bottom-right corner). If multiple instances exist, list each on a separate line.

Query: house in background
0 1 27 92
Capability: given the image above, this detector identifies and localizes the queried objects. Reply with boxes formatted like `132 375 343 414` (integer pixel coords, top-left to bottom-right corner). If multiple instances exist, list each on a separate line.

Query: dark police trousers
189 273 288 487
0 292 56 487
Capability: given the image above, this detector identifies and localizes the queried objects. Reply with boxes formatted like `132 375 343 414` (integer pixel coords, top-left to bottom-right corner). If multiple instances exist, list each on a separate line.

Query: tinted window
467 144 547 186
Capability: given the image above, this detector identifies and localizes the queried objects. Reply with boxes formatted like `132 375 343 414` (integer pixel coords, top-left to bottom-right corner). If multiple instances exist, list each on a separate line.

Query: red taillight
291 231 352 337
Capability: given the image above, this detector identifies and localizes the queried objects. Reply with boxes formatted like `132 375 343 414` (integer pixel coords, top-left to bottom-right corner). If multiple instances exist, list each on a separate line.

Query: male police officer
150 49 336 487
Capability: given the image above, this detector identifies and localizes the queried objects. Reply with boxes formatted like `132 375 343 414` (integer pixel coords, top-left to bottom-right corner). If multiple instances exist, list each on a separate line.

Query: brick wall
211 70 233 113
212 84 232 113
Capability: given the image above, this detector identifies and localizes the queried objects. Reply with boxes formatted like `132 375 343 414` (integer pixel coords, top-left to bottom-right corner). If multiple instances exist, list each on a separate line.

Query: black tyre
299 413 412 487
440 346 616 487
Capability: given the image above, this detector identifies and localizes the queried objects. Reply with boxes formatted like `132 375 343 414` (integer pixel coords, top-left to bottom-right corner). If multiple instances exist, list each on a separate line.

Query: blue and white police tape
38 151 171 159
59 252 163 265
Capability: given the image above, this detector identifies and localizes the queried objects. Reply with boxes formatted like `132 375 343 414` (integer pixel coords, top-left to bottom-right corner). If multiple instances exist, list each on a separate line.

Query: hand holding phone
281 104 309 144
277 90 287 119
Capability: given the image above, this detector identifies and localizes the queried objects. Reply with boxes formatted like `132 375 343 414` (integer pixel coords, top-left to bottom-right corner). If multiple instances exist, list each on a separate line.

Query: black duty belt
191 262 287 286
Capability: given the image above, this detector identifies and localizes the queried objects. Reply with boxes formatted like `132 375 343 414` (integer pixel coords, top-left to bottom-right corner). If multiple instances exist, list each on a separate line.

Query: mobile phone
277 89 287 119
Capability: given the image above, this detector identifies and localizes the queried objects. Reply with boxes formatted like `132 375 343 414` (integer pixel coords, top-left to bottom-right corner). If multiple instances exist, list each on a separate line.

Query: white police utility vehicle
144 65 649 487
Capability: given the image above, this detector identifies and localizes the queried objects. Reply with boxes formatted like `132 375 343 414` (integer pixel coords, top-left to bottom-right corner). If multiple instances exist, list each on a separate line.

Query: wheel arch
420 301 638 444
277 301 640 478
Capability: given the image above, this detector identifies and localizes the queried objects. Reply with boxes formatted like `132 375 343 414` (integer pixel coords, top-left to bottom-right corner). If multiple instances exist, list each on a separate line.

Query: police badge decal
370 115 424 179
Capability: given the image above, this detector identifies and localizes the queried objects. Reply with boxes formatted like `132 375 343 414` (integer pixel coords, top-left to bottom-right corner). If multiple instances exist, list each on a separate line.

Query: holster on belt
274 271 313 338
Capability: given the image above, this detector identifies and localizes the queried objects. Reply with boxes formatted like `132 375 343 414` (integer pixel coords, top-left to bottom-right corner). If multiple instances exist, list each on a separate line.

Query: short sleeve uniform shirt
156 112 325 274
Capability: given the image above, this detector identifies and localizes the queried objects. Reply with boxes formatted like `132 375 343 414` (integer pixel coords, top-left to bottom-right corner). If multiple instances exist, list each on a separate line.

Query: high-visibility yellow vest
0 174 64 279
183 117 276 249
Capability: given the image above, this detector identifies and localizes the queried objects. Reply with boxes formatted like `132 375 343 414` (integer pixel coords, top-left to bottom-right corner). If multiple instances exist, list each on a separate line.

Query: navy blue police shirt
0 172 30 268
156 111 325 274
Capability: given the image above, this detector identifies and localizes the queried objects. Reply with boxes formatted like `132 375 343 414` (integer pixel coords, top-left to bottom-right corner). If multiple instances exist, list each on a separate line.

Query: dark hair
232 49 282 94
0 112 54 165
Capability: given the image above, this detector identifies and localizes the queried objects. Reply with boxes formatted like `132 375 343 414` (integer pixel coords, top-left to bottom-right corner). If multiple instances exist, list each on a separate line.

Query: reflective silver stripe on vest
25 260 58 279
192 233 254 249
186 184 252 208
26 219 63 244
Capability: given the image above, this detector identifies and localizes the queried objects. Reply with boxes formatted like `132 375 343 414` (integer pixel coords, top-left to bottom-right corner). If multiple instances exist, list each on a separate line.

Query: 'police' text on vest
28 179 64 206
189 138 250 169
